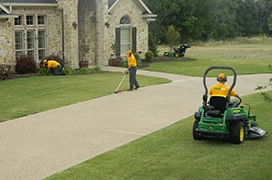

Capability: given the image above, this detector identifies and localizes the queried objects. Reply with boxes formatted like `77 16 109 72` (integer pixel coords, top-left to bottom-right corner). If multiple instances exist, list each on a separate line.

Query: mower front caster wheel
192 120 202 140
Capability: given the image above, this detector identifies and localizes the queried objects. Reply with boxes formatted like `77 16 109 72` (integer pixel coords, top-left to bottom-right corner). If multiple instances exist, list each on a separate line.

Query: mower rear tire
193 120 202 140
229 121 245 144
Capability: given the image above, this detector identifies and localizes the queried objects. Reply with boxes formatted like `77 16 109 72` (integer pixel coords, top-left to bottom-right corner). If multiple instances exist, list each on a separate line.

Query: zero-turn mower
193 66 267 144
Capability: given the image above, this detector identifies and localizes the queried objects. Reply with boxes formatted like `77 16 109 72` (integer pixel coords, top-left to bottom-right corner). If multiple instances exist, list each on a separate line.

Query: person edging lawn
125 50 140 91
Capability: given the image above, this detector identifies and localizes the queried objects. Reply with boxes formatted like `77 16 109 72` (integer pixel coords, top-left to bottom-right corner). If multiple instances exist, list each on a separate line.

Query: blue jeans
53 65 65 75
129 66 139 90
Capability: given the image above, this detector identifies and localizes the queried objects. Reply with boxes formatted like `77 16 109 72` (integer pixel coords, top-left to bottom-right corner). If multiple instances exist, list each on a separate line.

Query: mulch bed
3 56 195 81
139 56 195 68
5 73 37 80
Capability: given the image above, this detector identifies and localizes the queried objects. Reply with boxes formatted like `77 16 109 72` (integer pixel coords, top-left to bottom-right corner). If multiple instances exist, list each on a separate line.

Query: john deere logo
233 110 240 113
209 126 214 130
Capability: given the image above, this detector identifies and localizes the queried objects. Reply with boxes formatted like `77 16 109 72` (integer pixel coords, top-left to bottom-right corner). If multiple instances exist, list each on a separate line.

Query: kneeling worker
41 59 66 75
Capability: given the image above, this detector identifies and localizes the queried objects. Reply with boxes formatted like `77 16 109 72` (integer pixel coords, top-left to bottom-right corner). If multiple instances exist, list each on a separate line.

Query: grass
44 37 272 180
2 37 272 179
45 93 272 180
146 37 272 77
0 73 170 122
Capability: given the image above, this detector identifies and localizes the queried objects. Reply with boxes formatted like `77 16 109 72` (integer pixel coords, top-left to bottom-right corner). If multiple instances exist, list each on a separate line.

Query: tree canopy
143 0 272 44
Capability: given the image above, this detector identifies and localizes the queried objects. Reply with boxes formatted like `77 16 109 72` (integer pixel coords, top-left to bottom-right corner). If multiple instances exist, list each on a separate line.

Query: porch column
62 0 79 68
95 0 106 66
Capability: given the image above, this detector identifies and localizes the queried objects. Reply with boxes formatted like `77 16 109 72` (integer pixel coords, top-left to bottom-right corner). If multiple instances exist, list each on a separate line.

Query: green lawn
44 38 272 180
146 38 272 77
2 37 272 180
45 93 272 180
0 73 170 122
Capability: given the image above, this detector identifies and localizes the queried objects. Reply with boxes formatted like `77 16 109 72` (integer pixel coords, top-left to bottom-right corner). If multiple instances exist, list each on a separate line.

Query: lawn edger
193 66 267 144
163 44 191 58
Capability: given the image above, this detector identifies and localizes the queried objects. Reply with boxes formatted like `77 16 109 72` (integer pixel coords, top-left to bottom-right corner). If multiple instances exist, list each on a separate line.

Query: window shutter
115 28 120 56
132 27 137 53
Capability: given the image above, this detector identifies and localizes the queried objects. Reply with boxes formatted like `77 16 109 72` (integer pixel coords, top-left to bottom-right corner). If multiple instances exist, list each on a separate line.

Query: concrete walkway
0 66 270 180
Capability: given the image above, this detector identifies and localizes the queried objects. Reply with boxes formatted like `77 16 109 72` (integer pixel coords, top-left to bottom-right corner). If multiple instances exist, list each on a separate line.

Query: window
14 15 23 26
27 31 35 57
120 28 130 54
26 15 34 25
15 31 24 60
120 15 131 24
119 15 132 55
14 15 47 61
38 30 46 60
38 15 45 25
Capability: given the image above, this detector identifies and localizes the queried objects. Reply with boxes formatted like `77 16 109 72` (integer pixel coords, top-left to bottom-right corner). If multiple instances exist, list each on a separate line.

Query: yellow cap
126 50 132 57
217 73 227 82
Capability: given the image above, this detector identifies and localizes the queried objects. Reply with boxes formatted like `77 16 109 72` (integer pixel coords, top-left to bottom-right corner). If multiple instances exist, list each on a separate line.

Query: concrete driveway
0 66 270 180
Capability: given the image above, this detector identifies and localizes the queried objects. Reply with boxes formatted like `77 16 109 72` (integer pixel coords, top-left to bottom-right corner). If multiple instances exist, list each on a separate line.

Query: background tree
268 15 272 30
143 0 272 44
253 0 272 34
236 0 259 36
148 32 159 57
203 0 239 40
165 25 180 50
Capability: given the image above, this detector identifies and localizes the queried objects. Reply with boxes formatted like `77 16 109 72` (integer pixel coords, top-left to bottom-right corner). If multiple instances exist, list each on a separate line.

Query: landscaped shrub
119 56 128 68
77 67 90 75
120 60 128 68
145 51 154 62
91 66 102 73
64 68 75 75
37 67 47 76
148 32 159 57
133 53 142 67
15 54 37 74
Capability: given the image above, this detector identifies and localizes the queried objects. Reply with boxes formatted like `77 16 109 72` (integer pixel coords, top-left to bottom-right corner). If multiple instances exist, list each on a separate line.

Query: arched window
119 15 132 55
120 15 131 24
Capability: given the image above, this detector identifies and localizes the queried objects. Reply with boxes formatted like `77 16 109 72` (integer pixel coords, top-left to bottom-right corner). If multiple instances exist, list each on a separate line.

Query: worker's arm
46 68 51 75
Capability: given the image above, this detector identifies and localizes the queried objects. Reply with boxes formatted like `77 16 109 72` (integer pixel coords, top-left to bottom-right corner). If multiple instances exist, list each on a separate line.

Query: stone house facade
0 0 156 68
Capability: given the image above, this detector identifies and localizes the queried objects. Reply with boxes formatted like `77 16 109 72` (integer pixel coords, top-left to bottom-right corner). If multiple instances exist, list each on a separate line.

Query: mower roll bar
203 66 237 107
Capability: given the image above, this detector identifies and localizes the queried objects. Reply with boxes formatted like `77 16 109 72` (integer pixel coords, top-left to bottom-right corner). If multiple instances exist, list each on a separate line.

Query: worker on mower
209 73 239 97
40 59 66 75
125 50 140 91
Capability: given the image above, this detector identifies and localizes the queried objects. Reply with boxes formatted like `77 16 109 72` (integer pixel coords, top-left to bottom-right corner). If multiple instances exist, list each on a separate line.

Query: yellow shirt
126 52 137 67
209 83 237 97
47 60 60 69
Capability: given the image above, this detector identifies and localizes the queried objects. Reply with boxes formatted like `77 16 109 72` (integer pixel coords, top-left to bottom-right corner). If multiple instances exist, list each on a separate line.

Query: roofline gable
109 0 153 14
0 3 19 19
0 2 11 14
108 0 157 21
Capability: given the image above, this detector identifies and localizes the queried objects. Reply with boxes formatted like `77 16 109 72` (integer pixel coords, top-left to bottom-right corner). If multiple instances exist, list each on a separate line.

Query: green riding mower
164 44 191 58
193 66 267 144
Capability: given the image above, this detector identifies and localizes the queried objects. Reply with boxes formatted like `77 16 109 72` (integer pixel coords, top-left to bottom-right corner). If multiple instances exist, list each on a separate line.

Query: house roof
108 0 157 21
0 0 58 7
108 0 116 8
0 10 18 18
0 0 57 3
0 3 18 19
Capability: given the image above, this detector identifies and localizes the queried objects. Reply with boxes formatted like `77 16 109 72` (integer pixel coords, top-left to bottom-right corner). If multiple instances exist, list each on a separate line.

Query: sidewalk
0 66 270 180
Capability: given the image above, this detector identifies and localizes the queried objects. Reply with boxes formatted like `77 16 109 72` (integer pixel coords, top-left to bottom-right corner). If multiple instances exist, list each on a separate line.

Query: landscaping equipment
164 44 191 58
114 72 128 93
193 66 267 144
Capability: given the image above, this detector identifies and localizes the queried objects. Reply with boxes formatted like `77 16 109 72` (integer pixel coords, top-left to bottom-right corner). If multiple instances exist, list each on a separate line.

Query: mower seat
207 96 228 117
